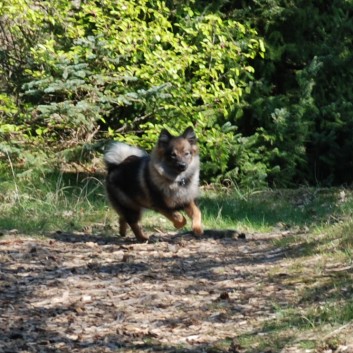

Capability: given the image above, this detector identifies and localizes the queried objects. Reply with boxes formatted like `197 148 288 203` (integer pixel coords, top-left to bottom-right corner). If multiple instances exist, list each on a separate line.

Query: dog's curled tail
104 142 147 171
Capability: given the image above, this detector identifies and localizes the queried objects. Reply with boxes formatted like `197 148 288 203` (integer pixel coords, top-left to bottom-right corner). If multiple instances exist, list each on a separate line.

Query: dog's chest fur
148 158 200 210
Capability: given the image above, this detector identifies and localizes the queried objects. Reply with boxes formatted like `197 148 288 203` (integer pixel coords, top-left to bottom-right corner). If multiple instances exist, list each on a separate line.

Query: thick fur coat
104 127 203 241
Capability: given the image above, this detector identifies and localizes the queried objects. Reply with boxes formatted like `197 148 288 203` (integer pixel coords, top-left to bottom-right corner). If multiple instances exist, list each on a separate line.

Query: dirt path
0 230 335 352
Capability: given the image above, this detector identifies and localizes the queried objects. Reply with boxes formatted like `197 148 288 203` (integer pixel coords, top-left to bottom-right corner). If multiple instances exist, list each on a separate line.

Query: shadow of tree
3 228 352 352
0 231 292 352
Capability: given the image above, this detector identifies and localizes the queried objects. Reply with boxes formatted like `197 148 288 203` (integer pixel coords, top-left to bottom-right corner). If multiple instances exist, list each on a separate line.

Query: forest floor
1 228 353 353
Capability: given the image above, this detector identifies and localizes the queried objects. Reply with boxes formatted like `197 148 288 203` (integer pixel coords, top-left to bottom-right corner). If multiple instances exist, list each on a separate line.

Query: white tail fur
104 142 147 166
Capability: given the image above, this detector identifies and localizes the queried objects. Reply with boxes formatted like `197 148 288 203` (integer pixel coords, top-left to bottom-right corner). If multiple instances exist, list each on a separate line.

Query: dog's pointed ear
158 129 173 146
182 126 197 145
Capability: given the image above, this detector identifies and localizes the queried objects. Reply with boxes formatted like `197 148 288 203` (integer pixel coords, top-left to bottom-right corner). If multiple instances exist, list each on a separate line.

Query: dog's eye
184 151 191 157
170 152 177 159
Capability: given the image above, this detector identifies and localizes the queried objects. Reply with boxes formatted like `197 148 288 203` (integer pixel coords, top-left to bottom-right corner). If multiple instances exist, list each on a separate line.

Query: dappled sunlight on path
1 230 352 352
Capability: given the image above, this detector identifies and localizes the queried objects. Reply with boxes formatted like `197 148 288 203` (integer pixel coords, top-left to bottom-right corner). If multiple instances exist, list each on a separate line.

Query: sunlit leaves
1 0 264 181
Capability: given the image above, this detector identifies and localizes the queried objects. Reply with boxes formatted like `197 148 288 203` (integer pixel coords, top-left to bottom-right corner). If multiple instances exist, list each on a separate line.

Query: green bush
1 0 265 183
230 0 353 186
4 0 353 186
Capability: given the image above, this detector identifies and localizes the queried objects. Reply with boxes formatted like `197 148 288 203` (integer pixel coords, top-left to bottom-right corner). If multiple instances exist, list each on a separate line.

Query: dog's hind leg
185 201 203 235
129 222 149 242
119 217 128 237
124 210 149 242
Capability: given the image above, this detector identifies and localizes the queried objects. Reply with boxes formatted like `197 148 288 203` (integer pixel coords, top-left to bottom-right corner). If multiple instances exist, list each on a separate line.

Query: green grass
1 168 350 235
200 187 347 232
0 166 352 234
0 169 109 234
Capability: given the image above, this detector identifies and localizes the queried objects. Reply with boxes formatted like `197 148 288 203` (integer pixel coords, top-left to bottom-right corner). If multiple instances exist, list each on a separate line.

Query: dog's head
156 127 198 176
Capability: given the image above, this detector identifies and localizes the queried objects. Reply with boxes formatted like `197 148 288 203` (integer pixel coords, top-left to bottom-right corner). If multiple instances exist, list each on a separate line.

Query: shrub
1 0 264 182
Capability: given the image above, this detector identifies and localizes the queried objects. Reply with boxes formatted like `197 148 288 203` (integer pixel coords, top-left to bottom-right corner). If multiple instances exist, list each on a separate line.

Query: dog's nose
177 162 187 171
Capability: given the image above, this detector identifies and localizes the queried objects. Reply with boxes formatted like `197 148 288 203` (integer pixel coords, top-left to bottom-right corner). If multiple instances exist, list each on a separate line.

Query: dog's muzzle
176 162 187 171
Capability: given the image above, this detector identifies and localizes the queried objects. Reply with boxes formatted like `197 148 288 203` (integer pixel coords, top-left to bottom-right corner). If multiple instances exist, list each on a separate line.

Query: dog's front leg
159 210 187 229
185 201 203 235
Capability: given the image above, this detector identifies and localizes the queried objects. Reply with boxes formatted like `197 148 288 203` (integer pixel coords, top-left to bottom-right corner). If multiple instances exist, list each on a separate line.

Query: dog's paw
173 213 187 229
136 234 149 242
192 224 204 235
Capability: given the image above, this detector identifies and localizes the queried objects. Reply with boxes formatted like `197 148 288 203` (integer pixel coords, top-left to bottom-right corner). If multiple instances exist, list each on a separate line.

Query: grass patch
1 169 352 236
267 299 353 332
237 330 295 353
0 169 109 234
200 187 346 232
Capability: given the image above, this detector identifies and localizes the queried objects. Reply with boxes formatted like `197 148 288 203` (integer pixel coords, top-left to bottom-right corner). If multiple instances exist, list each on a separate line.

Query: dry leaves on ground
0 230 351 353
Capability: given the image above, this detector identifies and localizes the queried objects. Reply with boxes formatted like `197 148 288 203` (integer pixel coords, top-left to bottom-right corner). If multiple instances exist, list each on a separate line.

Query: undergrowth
0 168 107 234
1 168 351 236
1 167 353 234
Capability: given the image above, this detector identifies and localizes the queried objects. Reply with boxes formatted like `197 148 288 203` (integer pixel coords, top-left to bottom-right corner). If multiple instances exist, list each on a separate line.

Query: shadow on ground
0 229 295 353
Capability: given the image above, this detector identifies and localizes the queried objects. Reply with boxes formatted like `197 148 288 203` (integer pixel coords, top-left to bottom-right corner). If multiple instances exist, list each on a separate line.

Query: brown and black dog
104 127 203 241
